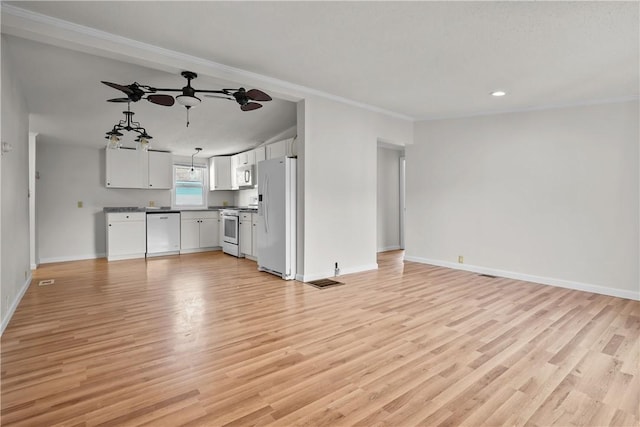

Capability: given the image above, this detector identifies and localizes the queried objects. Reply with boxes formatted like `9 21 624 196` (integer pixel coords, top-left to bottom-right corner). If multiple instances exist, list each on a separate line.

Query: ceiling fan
102 71 272 126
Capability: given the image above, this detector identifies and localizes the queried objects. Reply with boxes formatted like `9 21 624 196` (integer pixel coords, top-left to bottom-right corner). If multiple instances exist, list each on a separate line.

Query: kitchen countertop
103 206 257 213
104 207 188 213
218 207 258 212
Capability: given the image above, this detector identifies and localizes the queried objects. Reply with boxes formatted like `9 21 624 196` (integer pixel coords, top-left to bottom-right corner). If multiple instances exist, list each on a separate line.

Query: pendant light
190 147 202 179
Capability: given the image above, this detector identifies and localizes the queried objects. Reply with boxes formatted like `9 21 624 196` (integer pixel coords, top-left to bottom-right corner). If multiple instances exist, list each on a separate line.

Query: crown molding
1 4 415 122
417 95 640 122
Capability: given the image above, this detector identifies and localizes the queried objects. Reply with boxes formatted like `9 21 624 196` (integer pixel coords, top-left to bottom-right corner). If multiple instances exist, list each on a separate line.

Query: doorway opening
376 142 405 253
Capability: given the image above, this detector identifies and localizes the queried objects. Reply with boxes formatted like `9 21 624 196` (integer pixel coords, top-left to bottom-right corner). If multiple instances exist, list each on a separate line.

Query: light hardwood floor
1 251 638 426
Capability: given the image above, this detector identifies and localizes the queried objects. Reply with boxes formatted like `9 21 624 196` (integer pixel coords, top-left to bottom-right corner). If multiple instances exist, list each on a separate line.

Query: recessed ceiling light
491 91 507 97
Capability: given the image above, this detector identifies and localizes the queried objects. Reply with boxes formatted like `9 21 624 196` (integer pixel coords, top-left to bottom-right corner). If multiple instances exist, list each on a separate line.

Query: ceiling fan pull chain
186 107 190 127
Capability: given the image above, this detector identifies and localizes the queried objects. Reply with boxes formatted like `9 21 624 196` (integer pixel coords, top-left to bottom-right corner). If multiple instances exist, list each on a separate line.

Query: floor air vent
38 279 55 286
306 279 344 289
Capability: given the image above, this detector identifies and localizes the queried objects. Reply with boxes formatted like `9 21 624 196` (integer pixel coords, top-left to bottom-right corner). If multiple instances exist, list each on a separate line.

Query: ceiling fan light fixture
105 103 153 149
106 128 124 137
103 72 273 128
176 95 201 107
491 90 507 97
106 134 121 149
137 137 150 151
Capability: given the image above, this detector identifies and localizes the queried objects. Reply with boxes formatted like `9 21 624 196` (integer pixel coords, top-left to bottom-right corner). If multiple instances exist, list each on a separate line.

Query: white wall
35 144 247 262
301 96 413 280
377 146 402 252
406 101 639 300
234 189 258 207
1 36 32 333
36 143 171 262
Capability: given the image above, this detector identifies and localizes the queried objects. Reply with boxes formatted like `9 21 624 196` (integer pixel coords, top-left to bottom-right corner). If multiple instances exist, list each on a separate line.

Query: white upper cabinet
106 148 144 188
106 149 172 189
266 138 295 159
266 139 287 159
209 156 233 190
237 150 255 166
230 155 239 190
254 146 266 165
147 151 173 189
209 142 292 191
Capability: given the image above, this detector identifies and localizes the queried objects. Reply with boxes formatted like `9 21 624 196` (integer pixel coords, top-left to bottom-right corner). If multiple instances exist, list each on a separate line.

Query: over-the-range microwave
236 164 255 189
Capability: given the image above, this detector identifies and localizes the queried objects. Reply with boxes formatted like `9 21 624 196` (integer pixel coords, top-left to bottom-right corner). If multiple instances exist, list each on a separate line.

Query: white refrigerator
257 157 296 280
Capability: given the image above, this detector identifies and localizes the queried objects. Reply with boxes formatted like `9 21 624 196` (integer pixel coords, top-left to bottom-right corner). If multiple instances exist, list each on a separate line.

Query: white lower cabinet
106 212 146 261
180 211 220 253
251 213 258 258
239 212 258 259
239 212 252 257
219 215 224 246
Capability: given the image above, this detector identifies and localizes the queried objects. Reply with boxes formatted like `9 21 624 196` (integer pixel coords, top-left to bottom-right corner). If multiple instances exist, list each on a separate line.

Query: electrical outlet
458 255 464 264
149 201 155 207
77 201 83 208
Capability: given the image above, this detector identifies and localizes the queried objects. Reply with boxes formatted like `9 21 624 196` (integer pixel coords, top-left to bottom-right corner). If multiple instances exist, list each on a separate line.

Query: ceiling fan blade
147 94 175 106
102 81 134 95
241 102 262 111
107 97 131 103
246 89 272 102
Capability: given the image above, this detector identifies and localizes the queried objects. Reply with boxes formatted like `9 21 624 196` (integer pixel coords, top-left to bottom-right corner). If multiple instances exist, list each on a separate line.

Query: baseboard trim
1 272 32 336
404 255 640 301
377 245 401 253
299 263 379 283
40 253 106 264
179 247 221 255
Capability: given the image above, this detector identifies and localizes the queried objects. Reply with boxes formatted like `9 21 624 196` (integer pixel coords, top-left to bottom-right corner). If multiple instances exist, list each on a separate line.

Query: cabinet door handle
126 215 129 218
109 224 112 227
149 184 153 187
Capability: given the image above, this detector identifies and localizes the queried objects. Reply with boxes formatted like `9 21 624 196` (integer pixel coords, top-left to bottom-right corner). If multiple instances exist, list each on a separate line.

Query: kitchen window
172 165 208 208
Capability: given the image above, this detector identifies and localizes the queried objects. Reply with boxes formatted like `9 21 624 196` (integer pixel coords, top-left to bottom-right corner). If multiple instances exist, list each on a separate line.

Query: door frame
399 156 406 250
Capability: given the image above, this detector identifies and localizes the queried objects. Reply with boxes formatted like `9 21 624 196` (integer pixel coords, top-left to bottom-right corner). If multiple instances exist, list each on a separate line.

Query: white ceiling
2 2 638 154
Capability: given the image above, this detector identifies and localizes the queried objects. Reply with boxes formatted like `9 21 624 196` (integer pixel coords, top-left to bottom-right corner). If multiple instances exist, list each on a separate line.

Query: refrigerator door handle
264 175 269 234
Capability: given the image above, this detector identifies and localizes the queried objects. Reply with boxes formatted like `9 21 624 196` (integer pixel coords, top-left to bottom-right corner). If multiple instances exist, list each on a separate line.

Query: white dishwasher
146 212 181 257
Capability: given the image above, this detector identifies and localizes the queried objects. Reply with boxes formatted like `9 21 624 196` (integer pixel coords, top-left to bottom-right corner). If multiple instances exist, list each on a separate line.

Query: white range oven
221 209 240 256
